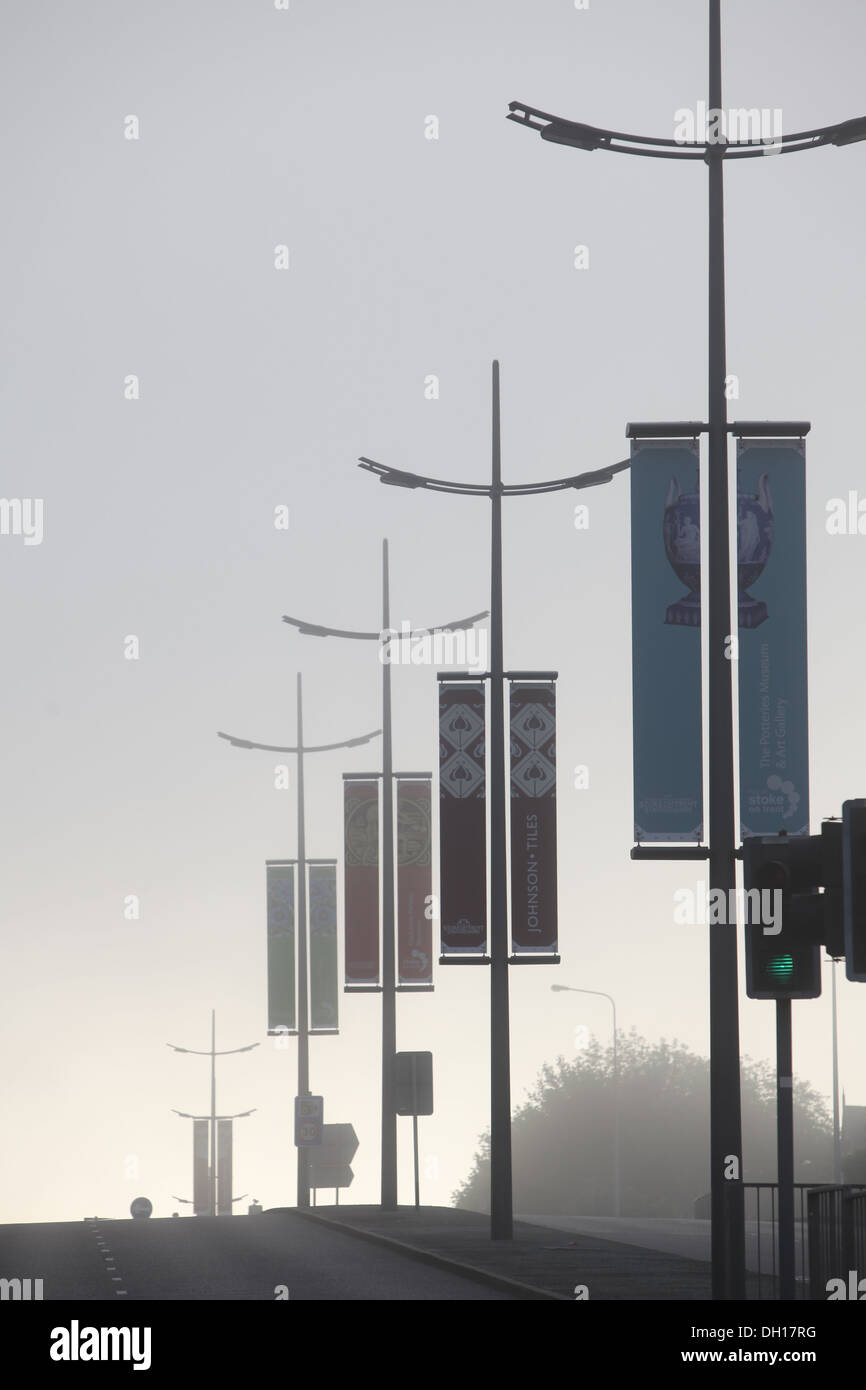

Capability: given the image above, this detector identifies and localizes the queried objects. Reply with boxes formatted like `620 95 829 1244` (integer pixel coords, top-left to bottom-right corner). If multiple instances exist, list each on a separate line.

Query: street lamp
218 673 380 1208
167 1009 259 1218
282 539 486 1210
551 984 620 1217
508 2 866 1300
359 361 630 1239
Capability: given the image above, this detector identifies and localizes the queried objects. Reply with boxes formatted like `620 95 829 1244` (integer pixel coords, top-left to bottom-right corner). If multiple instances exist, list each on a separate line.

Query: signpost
395 1052 434 1206
309 1124 359 1203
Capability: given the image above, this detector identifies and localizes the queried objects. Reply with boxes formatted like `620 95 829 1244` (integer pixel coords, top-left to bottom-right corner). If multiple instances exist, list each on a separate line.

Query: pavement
292 1204 730 1300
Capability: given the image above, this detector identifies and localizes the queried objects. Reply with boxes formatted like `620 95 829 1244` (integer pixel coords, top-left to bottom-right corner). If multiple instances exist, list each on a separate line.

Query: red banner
510 681 558 954
344 777 380 984
397 779 433 984
439 683 487 954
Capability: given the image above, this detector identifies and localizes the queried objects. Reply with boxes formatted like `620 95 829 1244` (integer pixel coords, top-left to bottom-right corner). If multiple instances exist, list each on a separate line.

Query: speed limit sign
294 1096 324 1146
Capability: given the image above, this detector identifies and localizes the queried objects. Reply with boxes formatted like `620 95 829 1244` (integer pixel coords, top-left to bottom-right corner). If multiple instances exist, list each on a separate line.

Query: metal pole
611 997 620 1219
831 957 842 1185
381 540 398 1208
413 1115 420 1208
489 359 513 1240
707 0 745 1300
296 673 311 1209
776 999 795 1299
210 1009 216 1218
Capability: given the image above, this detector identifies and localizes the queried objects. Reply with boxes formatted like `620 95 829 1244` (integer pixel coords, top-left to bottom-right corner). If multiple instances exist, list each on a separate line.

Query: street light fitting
829 115 866 146
216 732 254 749
540 119 607 151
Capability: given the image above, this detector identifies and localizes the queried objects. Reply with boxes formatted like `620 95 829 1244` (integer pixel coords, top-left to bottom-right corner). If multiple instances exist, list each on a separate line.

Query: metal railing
807 1185 866 1299
743 1182 813 1300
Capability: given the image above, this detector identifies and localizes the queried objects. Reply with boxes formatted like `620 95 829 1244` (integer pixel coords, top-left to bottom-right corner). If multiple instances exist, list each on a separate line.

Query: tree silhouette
453 1031 834 1217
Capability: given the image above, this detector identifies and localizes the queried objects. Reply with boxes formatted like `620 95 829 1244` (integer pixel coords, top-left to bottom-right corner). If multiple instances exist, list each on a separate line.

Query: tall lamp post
359 361 631 1238
507 2 866 1298
218 674 380 1208
281 539 486 1209
551 984 620 1217
167 1009 259 1218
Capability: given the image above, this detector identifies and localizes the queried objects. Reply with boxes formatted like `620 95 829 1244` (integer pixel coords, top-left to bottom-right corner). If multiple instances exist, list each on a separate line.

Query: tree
452 1031 834 1216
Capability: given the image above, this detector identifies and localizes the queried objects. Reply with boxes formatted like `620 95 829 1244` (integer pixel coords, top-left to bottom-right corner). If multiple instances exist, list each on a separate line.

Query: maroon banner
193 1118 209 1216
510 681 558 954
439 682 487 954
397 779 433 984
217 1118 233 1216
344 777 380 984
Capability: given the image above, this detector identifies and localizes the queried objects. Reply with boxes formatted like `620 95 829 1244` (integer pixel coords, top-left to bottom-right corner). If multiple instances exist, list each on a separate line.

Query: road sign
395 1051 433 1116
309 1123 358 1189
294 1096 324 1146
130 1196 153 1219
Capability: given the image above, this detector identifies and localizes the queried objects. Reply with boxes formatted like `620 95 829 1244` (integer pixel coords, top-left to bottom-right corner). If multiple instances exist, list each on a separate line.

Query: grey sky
2 0 865 1222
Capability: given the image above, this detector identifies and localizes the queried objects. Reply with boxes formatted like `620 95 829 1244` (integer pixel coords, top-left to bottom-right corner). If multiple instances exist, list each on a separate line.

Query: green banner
630 439 703 842
266 861 296 1032
309 862 339 1031
737 440 809 838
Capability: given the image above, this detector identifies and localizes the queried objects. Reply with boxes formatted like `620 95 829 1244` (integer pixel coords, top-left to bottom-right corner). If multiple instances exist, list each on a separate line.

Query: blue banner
737 440 809 838
630 440 703 842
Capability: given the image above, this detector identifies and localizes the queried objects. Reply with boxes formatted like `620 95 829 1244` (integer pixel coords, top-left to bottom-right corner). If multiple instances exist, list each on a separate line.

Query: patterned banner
193 1118 209 1216
397 779 433 984
344 778 380 984
439 682 487 954
510 682 557 954
630 439 704 842
266 861 296 1032
309 862 339 1028
216 1118 233 1216
737 440 809 838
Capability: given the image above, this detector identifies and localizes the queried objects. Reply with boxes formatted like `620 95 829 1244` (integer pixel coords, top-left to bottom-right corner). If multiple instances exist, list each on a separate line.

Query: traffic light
742 834 822 1000
843 799 866 982
820 819 845 959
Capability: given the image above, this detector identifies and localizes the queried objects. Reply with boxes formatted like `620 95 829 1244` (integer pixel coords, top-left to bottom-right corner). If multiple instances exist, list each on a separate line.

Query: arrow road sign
309 1123 358 1189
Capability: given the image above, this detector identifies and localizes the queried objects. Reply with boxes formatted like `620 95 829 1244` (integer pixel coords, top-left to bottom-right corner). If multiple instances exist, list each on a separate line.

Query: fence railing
807 1185 866 1299
742 1182 812 1300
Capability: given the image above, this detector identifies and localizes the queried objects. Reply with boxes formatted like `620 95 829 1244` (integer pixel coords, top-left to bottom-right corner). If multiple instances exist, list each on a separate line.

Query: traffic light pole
295 676 311 1209
831 956 842 1184
776 999 795 1299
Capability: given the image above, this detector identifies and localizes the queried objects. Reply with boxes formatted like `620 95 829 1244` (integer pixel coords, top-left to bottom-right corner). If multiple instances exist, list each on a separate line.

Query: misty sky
2 0 865 1224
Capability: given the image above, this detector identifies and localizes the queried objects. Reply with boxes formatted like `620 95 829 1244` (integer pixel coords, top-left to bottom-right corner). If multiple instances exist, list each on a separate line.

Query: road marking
115 1290 128 1296
112 1277 123 1282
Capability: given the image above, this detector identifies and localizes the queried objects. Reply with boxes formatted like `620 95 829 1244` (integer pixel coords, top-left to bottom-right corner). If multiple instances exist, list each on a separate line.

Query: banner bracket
631 845 710 860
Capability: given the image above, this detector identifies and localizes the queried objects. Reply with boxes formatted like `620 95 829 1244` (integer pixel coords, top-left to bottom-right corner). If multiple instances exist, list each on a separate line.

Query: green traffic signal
765 954 794 979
